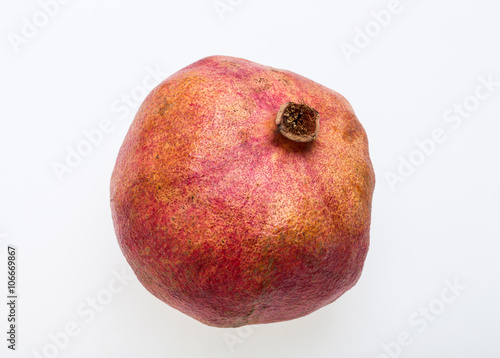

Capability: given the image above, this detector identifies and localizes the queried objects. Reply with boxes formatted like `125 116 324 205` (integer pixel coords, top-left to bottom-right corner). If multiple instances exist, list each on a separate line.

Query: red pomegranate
110 56 375 327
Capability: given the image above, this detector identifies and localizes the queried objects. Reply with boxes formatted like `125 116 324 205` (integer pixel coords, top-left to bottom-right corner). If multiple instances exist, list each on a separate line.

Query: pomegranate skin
110 56 375 327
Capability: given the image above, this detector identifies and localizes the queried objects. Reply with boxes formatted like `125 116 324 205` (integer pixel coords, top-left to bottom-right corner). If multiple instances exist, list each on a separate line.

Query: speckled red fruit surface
110 56 375 327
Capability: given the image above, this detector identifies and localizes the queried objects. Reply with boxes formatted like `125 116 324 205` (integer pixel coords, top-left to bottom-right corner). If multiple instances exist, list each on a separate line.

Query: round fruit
110 56 375 327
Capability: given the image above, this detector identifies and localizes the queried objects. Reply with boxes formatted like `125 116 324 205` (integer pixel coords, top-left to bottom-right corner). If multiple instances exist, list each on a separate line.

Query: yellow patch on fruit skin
270 151 280 163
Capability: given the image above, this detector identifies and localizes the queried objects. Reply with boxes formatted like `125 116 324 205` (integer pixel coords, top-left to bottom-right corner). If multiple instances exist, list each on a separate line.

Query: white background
1 0 499 357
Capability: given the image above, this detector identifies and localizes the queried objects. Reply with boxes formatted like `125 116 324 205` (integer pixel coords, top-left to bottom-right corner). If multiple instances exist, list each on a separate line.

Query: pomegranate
110 56 375 327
